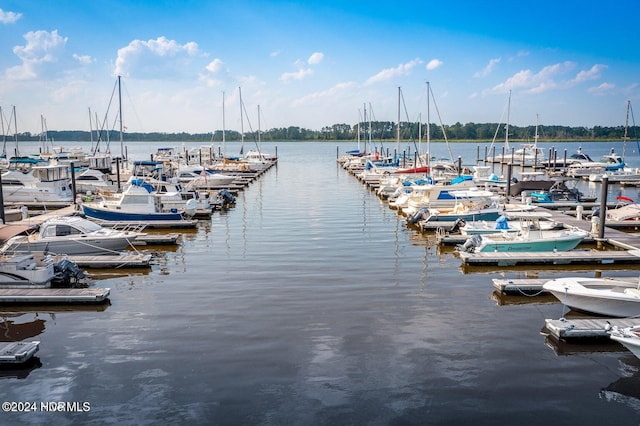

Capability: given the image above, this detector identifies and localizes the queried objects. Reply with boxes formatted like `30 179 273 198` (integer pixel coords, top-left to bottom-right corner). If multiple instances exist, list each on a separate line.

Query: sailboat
489 93 545 165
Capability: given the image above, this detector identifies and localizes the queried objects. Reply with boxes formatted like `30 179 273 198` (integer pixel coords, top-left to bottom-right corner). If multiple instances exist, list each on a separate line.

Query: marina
2 140 640 424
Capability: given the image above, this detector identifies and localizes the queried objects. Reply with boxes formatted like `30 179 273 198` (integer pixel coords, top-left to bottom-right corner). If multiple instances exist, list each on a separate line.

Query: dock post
0 172 4 224
597 175 609 247
116 157 122 192
70 161 76 204
505 163 512 199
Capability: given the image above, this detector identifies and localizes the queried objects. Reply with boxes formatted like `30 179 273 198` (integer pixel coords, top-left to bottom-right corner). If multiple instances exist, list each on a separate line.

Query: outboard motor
52 259 88 287
450 218 466 232
218 189 236 206
456 234 482 252
407 208 429 225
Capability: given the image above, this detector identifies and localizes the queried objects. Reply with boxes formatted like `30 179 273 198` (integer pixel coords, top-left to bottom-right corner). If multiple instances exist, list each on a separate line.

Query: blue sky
0 0 638 135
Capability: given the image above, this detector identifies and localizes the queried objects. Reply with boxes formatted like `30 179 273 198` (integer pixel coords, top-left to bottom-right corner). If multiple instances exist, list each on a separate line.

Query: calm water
2 140 640 425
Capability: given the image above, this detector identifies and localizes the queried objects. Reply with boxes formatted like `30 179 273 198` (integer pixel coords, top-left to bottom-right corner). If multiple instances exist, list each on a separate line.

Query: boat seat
623 288 640 298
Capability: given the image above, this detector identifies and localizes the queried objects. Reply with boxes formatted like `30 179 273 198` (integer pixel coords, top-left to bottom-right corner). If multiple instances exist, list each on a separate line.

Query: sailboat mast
0 106 5 157
397 86 401 153
363 103 367 155
13 105 19 157
505 90 511 151
117 75 124 159
623 99 631 159
239 87 244 155
88 107 94 152
426 81 431 174
222 91 226 158
257 104 262 153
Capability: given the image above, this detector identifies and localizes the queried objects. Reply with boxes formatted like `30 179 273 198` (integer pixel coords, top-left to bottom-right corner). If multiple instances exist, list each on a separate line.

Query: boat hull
476 232 586 253
544 278 640 317
4 237 134 256
82 204 183 222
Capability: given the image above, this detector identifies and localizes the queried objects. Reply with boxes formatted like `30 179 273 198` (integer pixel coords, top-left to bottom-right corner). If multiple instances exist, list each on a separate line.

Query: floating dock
0 287 110 304
66 253 152 268
133 233 180 245
493 276 640 294
544 317 640 340
458 249 640 266
0 341 40 364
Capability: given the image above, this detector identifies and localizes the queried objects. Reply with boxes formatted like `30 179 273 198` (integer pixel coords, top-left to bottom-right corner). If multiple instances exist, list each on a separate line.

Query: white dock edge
0 341 40 363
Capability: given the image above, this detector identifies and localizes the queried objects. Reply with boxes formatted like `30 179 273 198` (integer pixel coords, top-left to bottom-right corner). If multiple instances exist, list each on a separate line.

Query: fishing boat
1 216 140 256
543 277 640 317
608 325 640 359
81 180 197 222
408 200 502 226
459 213 562 235
457 211 589 253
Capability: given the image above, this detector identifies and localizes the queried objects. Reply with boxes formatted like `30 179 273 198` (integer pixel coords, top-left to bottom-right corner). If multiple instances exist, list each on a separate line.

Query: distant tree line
5 121 638 143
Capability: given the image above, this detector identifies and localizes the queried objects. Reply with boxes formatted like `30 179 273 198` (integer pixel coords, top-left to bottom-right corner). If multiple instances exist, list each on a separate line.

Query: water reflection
0 357 42 379
0 315 46 341
600 356 640 412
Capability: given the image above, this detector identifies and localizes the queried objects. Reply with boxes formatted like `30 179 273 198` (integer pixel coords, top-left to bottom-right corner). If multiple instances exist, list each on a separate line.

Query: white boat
74 168 117 194
589 168 640 184
564 148 625 178
0 253 56 287
131 176 213 217
606 201 640 222
1 216 140 256
543 277 640 317
459 212 561 235
175 165 236 189
457 211 589 253
2 164 73 203
82 181 197 222
608 325 640 359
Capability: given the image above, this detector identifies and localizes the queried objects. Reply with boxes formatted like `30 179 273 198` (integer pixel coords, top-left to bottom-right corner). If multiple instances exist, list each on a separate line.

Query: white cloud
114 36 200 79
6 30 68 80
280 68 313 82
308 52 324 65
0 8 22 24
73 54 92 65
270 50 281 57
572 64 607 84
205 58 224 73
292 81 356 106
588 82 615 95
487 61 576 94
365 58 422 85
474 57 500 78
426 58 443 71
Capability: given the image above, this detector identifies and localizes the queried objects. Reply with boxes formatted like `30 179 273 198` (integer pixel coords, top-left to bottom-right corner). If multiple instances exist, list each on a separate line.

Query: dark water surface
2 141 640 425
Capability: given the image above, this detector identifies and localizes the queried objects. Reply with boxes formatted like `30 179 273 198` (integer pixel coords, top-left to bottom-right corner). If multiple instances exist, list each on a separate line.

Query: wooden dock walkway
459 249 640 266
0 287 110 304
